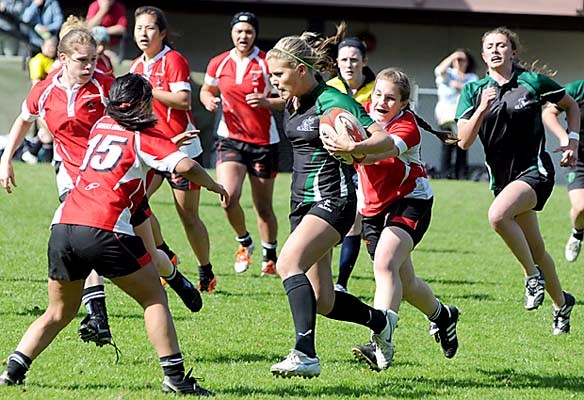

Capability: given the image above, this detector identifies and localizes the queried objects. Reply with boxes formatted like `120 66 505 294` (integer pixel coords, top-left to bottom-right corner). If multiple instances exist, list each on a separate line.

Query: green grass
1 163 583 399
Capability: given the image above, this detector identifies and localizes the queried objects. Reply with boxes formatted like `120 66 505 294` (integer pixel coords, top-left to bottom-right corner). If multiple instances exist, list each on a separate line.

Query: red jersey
204 47 279 146
52 116 186 236
356 108 433 217
86 1 127 46
22 70 113 197
130 46 202 158
95 53 114 78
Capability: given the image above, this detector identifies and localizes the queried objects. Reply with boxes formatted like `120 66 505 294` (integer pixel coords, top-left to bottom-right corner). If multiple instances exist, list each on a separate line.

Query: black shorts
502 168 554 212
362 197 433 260
289 197 356 238
155 154 203 191
130 195 152 227
217 137 278 179
567 159 584 191
48 224 151 281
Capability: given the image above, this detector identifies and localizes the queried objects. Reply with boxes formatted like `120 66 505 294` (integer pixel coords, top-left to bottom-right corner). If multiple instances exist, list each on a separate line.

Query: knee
572 199 584 216
45 305 78 326
373 259 399 277
255 203 274 220
487 207 507 232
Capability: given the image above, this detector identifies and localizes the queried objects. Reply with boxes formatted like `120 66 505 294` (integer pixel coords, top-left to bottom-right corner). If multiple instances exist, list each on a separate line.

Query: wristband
568 131 580 141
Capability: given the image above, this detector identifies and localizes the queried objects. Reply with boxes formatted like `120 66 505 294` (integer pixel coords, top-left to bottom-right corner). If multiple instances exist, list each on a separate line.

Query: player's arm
0 116 34 193
321 120 397 158
152 89 190 111
457 86 496 150
199 83 221 112
174 157 229 205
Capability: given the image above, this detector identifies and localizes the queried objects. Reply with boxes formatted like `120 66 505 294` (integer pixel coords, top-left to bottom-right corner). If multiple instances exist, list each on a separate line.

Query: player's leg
249 174 278 276
217 159 253 272
1 279 83 385
134 217 202 312
487 180 544 310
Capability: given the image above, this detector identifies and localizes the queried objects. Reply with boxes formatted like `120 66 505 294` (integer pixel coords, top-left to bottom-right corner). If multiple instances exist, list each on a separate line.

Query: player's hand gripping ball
319 107 368 164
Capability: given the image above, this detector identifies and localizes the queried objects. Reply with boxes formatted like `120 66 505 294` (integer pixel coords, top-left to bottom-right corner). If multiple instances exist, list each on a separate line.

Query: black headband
230 12 259 35
338 37 366 58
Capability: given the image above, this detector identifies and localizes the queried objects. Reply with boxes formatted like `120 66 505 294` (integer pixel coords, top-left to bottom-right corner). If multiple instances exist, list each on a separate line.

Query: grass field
0 163 583 400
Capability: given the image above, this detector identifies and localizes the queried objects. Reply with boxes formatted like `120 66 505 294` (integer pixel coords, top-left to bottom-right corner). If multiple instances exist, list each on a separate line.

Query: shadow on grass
0 276 47 284
425 278 497 286
417 247 475 255
477 367 584 391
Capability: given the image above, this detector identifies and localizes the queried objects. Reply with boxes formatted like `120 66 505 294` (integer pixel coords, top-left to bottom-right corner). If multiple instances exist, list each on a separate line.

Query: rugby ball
319 107 367 164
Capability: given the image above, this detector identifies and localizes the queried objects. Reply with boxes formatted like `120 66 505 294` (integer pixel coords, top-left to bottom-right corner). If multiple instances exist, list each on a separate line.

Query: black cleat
162 368 215 396
434 306 459 359
0 371 23 386
78 314 113 347
553 292 575 335
351 342 380 372
168 271 203 313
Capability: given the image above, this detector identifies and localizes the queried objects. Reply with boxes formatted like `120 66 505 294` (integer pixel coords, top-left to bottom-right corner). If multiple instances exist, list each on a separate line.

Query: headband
273 47 314 69
338 37 366 57
230 12 259 35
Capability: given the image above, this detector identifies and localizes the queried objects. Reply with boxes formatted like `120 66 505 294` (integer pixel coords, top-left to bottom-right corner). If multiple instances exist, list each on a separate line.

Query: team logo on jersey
316 199 333 213
86 100 96 112
85 182 100 190
297 116 319 132
514 96 537 111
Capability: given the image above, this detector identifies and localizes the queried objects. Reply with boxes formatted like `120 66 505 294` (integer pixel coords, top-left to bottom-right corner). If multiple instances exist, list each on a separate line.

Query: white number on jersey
80 134 129 172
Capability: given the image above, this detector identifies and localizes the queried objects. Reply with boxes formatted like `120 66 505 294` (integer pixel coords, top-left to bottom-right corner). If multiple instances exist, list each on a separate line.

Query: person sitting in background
21 33 56 163
0 0 29 56
21 0 63 52
86 0 126 55
91 25 113 76
434 49 478 179
29 33 56 84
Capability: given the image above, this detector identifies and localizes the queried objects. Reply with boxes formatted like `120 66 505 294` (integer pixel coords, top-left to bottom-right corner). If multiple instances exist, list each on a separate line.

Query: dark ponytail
408 106 458 145
107 73 158 131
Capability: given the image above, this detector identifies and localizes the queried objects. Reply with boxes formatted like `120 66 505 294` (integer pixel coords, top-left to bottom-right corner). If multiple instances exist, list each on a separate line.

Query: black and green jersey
284 80 374 203
562 80 584 158
456 68 565 192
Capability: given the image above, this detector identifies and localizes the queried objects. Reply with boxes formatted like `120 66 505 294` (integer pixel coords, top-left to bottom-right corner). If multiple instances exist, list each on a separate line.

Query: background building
3 0 584 179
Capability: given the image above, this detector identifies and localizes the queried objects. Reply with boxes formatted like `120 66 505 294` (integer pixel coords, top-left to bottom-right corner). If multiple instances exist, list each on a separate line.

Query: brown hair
266 22 347 76
58 29 96 56
482 27 556 77
376 68 458 144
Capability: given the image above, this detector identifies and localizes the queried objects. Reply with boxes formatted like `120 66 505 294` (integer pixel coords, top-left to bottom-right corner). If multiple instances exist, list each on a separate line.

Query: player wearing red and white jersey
0 74 227 395
200 12 285 277
23 64 111 198
0 29 198 348
132 6 216 292
357 108 432 218
351 69 460 371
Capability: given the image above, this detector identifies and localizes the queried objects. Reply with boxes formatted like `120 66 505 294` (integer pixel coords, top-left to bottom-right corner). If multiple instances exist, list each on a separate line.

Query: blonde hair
266 22 346 75
59 15 87 40
58 29 96 56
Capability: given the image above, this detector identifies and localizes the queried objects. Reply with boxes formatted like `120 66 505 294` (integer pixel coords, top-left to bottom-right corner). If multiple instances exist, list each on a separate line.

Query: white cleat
271 349 321 378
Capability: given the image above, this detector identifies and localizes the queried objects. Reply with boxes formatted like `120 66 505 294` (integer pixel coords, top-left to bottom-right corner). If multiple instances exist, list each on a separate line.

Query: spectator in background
28 33 56 84
21 34 57 163
434 49 478 179
0 0 29 56
91 25 113 76
86 0 126 53
22 0 63 51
